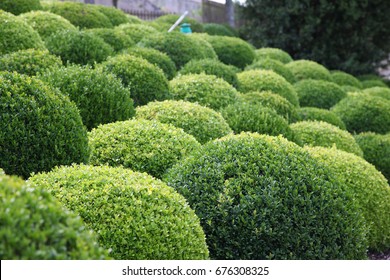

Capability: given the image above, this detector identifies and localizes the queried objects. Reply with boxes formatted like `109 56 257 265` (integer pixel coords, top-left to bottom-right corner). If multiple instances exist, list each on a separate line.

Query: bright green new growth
254 48 293 64
0 71 89 179
89 119 201 179
0 174 109 260
237 70 299 106
164 133 368 259
363 87 390 100
290 121 363 157
294 107 346 130
245 58 296 84
29 165 209 260
85 28 135 52
116 23 159 43
93 5 130 26
361 79 388 89
330 70 362 88
0 0 41 15
169 73 238 110
294 79 347 109
136 100 232 144
100 54 170 106
286 60 331 81
305 146 390 252
0 49 63 76
203 23 236 37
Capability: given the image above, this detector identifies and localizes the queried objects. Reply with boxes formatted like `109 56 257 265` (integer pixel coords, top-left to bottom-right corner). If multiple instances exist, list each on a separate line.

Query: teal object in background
180 23 192 34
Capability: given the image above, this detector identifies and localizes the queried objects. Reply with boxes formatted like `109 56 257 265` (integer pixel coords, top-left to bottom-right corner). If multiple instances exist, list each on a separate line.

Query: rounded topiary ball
286 60 331 81
0 10 46 55
93 5 130 26
164 133 368 260
0 174 108 260
38 65 134 130
100 54 170 106
89 119 201 179
363 87 390 100
294 79 347 109
330 70 362 89
361 79 388 89
45 29 114 65
153 14 204 33
237 70 299 107
169 73 238 110
294 107 346 130
355 132 390 182
254 48 293 64
85 28 135 52
305 146 390 252
0 49 63 76
331 94 390 134
115 23 159 43
136 100 232 144
0 0 41 15
203 23 236 37
246 58 296 84
29 165 209 260
0 71 89 179
290 121 363 157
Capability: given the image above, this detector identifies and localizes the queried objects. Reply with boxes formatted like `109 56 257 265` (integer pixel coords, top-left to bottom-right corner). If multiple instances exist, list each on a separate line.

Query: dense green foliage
294 107 346 130
363 87 390 100
0 0 41 15
290 121 363 157
85 28 135 52
116 23 159 43
286 60 331 81
93 5 130 26
330 70 362 88
361 79 389 89
29 165 209 260
164 133 368 259
203 23 235 37
136 100 232 144
153 14 204 33
0 72 89 178
254 48 293 64
246 58 296 83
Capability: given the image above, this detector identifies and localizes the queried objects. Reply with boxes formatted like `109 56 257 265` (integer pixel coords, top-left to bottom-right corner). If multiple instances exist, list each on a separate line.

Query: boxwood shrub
0 49 63 76
0 0 41 15
330 70 362 88
254 47 293 64
179 59 239 87
85 28 135 52
331 94 390 134
305 146 390 252
341 85 362 93
126 14 143 24
0 10 46 55
89 119 201 179
169 73 238 110
164 133 368 259
116 23 159 43
153 14 204 33
136 100 232 144
45 29 114 65
245 58 296 84
29 165 209 260
286 60 331 81
39 65 134 130
290 121 363 157
294 79 347 109
203 23 236 37
361 79 388 89
363 87 390 100
355 132 390 182
0 71 89 179
0 174 108 259
237 70 299 107
93 5 130 26
100 54 170 106
294 107 346 130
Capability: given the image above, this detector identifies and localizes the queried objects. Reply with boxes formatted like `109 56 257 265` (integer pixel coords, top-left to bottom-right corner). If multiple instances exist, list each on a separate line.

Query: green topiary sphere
100 54 170 106
136 100 232 144
85 28 135 52
237 70 299 106
169 73 238 110
294 79 347 109
179 59 239 87
0 49 62 76
0 0 41 15
246 58 296 84
0 71 89 179
294 107 346 130
286 60 331 81
93 5 130 26
203 23 236 37
330 70 362 88
363 87 390 100
290 121 363 156
0 10 46 55
29 165 209 260
254 47 293 64
355 132 390 182
331 94 390 134
164 133 368 259
89 119 201 179
126 14 143 24
38 65 134 130
153 14 204 33
305 146 390 252
361 79 388 89
341 85 362 93
45 29 114 65
116 23 159 43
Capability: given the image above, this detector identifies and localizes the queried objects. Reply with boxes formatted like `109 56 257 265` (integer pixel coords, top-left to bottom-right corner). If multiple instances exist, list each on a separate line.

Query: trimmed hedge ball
0 49 63 76
45 29 114 65
164 133 368 260
169 73 238 110
116 23 159 43
254 47 293 64
0 0 41 15
179 59 239 88
85 28 135 52
89 119 201 179
290 121 363 157
361 79 388 89
93 5 130 26
246 58 296 84
305 146 390 252
358 74 384 81
341 85 362 93
0 174 108 260
363 87 390 100
294 107 346 130
38 65 134 130
154 14 204 33
203 23 235 37
122 47 176 80
0 10 46 55
136 100 232 144
294 79 347 109
355 132 390 182
126 14 143 24
330 70 362 88
237 70 299 106
286 60 331 81
0 71 89 179
100 54 170 106
29 165 209 260
19 11 77 41
331 94 390 134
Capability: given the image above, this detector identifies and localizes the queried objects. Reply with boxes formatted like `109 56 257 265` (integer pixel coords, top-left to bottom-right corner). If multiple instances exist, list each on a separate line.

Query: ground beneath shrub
368 250 390 260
